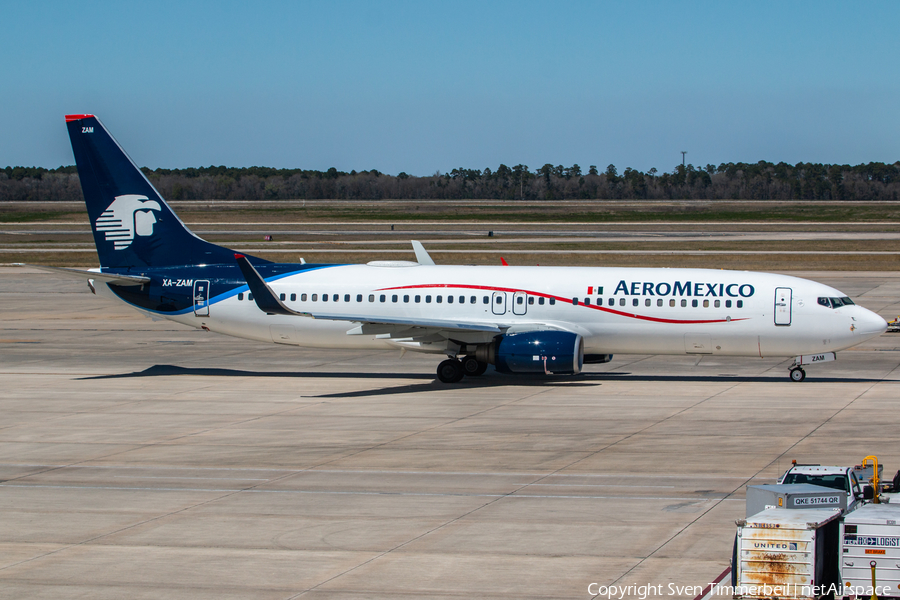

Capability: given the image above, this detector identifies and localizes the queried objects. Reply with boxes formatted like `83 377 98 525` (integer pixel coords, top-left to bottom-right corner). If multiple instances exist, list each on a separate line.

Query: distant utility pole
681 151 687 167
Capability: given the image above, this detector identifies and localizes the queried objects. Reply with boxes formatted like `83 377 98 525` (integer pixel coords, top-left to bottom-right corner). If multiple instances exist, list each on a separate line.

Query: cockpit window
818 297 855 309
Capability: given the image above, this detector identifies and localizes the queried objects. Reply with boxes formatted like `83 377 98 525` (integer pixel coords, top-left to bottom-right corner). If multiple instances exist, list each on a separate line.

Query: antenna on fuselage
411 240 435 265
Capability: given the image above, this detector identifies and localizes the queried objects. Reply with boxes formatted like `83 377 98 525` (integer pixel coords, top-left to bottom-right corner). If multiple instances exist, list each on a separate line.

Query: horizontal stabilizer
16 264 150 285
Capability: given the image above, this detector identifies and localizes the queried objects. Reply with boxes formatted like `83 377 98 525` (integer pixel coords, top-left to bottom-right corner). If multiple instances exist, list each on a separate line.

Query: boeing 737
29 114 888 383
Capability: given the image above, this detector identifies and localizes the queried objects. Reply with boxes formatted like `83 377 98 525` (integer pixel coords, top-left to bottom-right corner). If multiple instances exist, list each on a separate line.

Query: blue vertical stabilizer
65 114 255 269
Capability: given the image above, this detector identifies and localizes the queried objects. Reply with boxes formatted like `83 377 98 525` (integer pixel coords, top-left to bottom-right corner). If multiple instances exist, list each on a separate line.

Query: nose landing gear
788 352 836 381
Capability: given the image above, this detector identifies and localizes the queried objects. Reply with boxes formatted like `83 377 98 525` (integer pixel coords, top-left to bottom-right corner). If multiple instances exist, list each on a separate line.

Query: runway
2 268 900 599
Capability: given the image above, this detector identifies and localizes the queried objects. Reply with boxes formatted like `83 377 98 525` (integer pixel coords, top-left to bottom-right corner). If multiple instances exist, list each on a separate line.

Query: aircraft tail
65 114 241 269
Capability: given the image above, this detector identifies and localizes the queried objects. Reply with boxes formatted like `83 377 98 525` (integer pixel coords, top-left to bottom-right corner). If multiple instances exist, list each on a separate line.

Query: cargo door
492 291 507 315
512 292 527 315
775 287 792 326
684 333 712 354
193 280 210 317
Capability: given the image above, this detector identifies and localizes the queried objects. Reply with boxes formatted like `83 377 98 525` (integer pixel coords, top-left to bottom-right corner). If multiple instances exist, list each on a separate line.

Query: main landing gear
437 357 488 383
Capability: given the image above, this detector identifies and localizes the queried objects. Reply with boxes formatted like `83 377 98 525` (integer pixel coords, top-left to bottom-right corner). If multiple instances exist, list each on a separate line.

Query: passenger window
459 296 465 304
714 299 720 308
301 293 307 301
470 296 476 304
645 299 651 307
426 295 432 303
238 292 244 301
725 300 732 308
437 296 442 303
368 294 375 302
691 299 698 308
322 294 328 302
608 298 614 306
291 293 296 302
333 294 339 302
415 295 421 303
584 298 590 305
344 294 350 302
312 294 317 301
681 299 687 307
619 298 625 306
669 299 675 307
357 294 362 302
392 294 398 302
538 297 545 305
280 293 286 301
379 294 386 302
549 298 555 305
248 293 253 301
483 296 489 304
448 296 453 304
737 300 743 308
404 295 409 302
657 299 663 307
703 299 709 308
496 297 502 304
528 297 534 305
632 298 638 307
572 298 579 305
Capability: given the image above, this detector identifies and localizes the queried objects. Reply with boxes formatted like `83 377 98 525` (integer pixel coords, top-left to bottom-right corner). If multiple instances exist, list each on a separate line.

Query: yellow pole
862 455 881 504
870 560 878 600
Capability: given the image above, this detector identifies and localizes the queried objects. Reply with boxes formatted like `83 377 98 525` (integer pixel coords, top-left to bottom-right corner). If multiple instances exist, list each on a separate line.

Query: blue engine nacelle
490 331 584 375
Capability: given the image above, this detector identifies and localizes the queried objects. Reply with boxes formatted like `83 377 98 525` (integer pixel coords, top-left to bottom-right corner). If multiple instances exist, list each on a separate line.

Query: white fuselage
98 264 887 359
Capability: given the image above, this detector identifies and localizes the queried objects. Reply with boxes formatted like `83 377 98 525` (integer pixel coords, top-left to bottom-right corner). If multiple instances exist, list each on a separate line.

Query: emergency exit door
774 287 791 326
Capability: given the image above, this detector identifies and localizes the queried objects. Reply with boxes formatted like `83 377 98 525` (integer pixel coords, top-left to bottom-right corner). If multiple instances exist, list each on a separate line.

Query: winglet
501 257 509 266
234 255 306 317
411 240 435 265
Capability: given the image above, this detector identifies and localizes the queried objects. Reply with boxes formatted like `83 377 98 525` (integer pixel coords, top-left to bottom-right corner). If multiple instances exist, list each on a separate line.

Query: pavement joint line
0 484 737 502
0 463 751 478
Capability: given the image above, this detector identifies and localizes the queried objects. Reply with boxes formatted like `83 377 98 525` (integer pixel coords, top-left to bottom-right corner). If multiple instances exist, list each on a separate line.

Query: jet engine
475 331 584 375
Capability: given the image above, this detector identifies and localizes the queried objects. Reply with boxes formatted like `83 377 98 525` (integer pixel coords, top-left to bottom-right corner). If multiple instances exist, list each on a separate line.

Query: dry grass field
3 200 900 270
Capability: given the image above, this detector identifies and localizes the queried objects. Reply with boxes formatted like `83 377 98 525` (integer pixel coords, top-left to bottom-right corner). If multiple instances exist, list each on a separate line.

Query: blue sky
3 1 899 175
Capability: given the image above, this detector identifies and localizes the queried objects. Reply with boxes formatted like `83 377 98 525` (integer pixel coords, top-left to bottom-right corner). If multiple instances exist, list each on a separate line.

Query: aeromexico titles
29 114 887 383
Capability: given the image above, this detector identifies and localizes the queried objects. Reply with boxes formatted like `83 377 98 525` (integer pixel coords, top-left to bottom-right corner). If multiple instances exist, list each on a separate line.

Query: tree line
2 161 899 202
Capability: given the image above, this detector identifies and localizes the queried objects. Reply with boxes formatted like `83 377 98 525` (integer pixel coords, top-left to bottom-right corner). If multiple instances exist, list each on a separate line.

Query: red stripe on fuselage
375 283 747 325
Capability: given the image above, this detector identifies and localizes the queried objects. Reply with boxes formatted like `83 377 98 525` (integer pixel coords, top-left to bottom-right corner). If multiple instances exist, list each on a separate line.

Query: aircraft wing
234 254 503 336
16 264 150 285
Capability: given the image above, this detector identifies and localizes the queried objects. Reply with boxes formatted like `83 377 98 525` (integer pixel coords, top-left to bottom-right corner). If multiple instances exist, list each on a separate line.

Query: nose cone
856 308 888 338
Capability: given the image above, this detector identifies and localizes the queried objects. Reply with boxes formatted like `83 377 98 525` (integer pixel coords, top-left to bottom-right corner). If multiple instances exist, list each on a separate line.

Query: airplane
27 114 888 383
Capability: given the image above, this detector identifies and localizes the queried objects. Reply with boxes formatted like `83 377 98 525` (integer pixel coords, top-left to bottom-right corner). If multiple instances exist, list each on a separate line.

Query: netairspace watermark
587 582 893 598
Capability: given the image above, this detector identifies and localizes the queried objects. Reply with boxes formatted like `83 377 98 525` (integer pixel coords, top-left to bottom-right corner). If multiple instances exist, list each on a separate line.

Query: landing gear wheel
789 367 806 382
462 356 488 376
437 359 464 383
